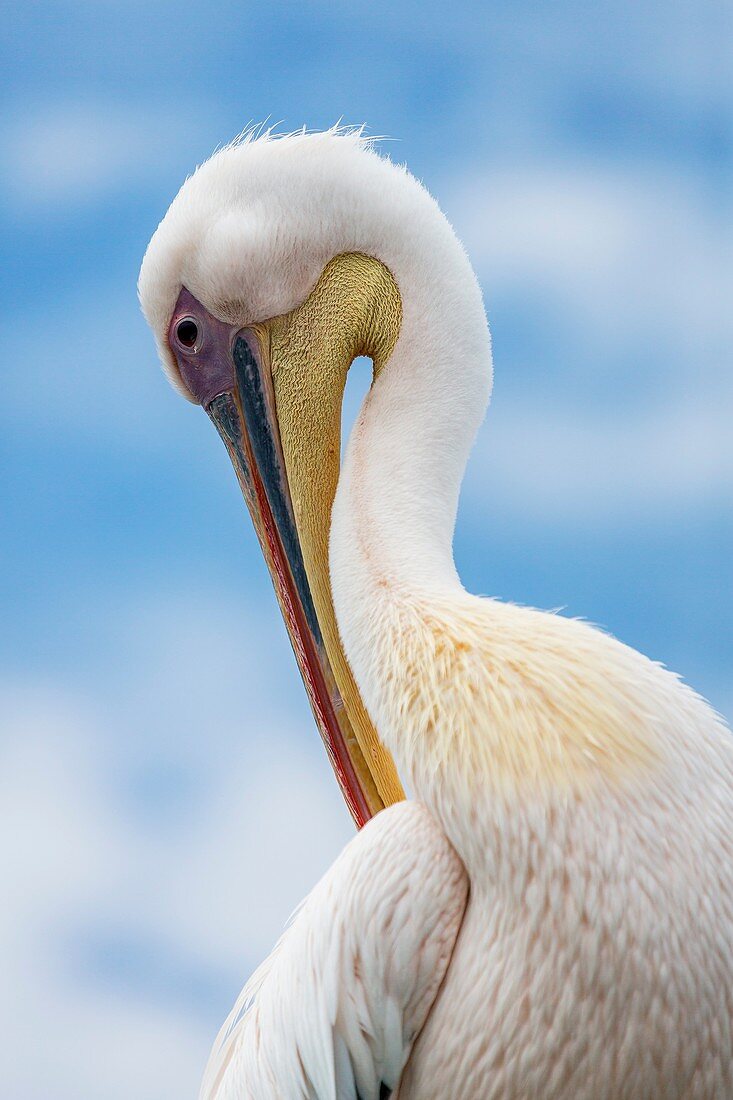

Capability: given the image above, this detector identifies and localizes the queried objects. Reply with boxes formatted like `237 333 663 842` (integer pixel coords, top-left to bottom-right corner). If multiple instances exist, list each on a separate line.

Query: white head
140 127 490 398
138 126 492 823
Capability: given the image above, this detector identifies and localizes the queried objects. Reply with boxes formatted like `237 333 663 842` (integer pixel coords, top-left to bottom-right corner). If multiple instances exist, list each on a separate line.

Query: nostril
175 317 199 349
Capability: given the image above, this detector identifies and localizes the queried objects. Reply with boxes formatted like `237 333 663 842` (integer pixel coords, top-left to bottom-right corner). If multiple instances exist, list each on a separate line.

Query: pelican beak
166 258 404 826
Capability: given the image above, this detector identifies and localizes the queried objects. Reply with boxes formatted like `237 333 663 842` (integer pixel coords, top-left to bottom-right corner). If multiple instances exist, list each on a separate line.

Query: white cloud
446 162 732 356
0 593 353 1100
465 390 733 521
1 103 214 209
444 160 732 519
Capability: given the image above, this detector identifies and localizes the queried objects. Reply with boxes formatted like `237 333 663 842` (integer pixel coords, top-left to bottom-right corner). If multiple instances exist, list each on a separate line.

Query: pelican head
138 127 492 825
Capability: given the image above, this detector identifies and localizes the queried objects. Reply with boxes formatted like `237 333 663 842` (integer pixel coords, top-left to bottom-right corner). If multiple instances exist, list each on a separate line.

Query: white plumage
202 803 466 1100
139 128 733 1098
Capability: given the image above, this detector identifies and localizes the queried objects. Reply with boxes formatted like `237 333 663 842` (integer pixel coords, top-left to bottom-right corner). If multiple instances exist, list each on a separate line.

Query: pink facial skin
167 287 237 406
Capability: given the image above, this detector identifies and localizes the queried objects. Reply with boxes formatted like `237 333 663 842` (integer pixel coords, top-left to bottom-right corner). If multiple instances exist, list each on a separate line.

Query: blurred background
2 1 731 1096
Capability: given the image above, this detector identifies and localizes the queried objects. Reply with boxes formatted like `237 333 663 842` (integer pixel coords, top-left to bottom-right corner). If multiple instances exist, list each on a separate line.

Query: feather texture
139 128 733 1098
200 802 467 1100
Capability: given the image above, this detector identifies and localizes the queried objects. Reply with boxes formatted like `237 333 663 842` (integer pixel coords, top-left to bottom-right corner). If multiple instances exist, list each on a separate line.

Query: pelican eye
175 317 199 350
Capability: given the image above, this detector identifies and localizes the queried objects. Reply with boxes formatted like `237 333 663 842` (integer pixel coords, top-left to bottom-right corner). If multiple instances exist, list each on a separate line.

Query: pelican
139 127 733 1099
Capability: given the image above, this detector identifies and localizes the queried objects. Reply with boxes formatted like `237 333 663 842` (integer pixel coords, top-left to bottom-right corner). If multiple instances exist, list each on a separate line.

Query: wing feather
201 801 467 1100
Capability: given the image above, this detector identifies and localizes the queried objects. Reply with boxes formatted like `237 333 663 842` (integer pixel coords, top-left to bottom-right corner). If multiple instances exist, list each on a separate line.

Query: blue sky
2 2 731 1096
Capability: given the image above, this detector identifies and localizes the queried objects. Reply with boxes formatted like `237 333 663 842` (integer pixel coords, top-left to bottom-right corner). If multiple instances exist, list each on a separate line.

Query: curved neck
331 270 492 604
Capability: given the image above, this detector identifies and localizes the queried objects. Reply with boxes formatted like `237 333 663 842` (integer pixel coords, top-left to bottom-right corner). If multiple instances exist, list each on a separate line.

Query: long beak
208 333 378 826
168 259 405 826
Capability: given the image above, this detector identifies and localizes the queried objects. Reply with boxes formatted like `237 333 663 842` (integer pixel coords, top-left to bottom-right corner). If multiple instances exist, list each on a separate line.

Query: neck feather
333 259 491 590
329 259 492 736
